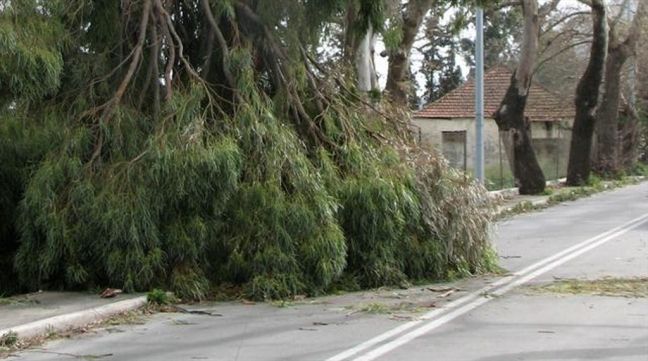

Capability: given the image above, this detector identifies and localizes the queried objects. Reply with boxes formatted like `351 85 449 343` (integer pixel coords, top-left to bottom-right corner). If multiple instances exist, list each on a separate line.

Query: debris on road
99 288 123 298
532 277 648 298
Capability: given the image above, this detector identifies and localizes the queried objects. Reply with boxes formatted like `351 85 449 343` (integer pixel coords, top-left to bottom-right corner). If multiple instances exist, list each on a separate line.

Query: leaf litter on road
531 277 648 298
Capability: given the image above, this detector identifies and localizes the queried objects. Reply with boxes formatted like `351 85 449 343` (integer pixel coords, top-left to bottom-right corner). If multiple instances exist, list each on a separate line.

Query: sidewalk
491 176 647 215
0 291 146 341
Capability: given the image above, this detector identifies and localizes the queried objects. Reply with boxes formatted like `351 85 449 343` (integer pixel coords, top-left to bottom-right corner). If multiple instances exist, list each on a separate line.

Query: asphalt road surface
11 182 648 361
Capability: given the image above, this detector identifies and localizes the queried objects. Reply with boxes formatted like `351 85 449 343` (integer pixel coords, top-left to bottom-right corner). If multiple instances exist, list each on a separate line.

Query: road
11 182 648 361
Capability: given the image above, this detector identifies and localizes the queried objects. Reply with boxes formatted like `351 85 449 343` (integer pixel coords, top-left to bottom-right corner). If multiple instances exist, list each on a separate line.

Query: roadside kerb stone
489 178 566 200
0 296 147 341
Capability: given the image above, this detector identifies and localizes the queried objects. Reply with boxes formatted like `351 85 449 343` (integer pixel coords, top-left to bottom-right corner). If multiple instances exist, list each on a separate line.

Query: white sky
373 0 589 104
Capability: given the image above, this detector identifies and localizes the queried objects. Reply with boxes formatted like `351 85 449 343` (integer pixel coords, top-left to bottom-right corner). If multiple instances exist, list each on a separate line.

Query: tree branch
113 0 152 105
201 0 243 104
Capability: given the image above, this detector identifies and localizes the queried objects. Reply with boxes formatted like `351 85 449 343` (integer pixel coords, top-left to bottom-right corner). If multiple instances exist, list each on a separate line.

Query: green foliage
14 90 243 296
0 0 496 301
382 20 404 51
421 7 465 103
542 188 554 196
0 111 63 294
353 0 386 34
203 102 347 300
0 331 18 348
587 174 603 188
630 162 648 176
0 4 65 101
147 289 170 305
338 176 415 286
458 7 522 69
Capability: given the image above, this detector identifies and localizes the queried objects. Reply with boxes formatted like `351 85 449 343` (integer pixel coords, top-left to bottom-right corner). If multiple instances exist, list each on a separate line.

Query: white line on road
325 212 648 361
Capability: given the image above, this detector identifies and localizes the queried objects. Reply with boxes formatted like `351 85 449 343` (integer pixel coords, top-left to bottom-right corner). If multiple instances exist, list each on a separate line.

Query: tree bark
355 24 379 92
344 3 379 93
566 0 608 186
594 34 624 175
493 0 546 194
385 0 434 105
594 1 645 175
619 100 640 168
343 1 359 63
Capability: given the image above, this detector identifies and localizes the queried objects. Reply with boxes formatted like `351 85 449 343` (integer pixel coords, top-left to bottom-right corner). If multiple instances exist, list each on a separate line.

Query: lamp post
475 7 485 183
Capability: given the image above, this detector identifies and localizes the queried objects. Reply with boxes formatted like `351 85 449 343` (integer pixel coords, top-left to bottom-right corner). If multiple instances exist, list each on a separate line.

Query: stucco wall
412 116 573 187
412 117 501 170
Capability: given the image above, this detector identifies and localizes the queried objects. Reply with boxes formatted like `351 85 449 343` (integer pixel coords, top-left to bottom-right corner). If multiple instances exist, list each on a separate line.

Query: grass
147 289 173 305
270 299 295 308
495 200 538 219
531 277 648 298
541 188 554 196
358 302 391 314
547 175 640 205
496 174 644 219
630 162 648 176
0 331 18 348
348 301 425 315
0 295 38 306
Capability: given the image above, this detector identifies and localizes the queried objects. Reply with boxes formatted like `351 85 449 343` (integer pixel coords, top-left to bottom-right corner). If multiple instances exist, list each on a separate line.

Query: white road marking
325 212 648 361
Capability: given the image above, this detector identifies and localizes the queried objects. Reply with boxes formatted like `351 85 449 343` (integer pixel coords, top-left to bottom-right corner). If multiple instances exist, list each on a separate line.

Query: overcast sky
373 0 591 104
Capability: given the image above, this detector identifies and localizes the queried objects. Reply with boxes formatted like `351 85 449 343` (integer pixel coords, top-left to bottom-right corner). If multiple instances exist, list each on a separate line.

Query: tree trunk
495 75 547 194
355 24 379 92
566 0 608 186
493 0 546 194
594 1 645 175
343 2 358 62
343 2 378 92
619 101 641 168
385 0 433 105
594 42 624 175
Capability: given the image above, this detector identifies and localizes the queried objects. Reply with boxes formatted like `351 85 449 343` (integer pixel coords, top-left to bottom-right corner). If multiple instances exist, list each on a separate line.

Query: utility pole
475 7 485 183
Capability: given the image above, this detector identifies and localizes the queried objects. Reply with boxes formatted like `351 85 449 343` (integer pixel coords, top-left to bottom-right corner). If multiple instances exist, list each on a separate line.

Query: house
412 66 576 184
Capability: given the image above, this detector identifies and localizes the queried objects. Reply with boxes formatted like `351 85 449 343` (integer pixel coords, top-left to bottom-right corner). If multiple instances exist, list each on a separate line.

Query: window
442 131 467 171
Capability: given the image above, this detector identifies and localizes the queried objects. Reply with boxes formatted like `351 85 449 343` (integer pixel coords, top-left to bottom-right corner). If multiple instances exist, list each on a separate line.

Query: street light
475 7 485 183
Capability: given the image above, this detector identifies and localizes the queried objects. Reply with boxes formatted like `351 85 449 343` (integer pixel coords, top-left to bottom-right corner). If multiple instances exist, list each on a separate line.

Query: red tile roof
414 65 575 122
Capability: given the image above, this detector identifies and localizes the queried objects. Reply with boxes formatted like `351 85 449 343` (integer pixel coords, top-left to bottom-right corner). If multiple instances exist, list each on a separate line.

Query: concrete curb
488 178 566 199
0 296 147 340
494 197 549 216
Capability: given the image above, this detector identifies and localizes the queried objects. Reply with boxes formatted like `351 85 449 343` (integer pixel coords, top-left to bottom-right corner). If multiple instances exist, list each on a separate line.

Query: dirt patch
531 277 648 298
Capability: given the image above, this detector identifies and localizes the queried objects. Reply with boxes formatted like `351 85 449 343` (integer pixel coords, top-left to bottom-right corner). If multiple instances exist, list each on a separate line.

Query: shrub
147 289 170 305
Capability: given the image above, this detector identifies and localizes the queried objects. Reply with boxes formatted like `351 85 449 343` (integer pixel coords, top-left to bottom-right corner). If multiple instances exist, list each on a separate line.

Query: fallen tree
0 0 495 300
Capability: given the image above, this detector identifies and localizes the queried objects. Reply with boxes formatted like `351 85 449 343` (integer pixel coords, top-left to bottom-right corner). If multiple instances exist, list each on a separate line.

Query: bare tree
566 0 608 185
534 7 592 98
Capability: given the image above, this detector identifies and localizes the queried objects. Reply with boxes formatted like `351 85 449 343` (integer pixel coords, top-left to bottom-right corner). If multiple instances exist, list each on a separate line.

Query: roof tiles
414 66 575 122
